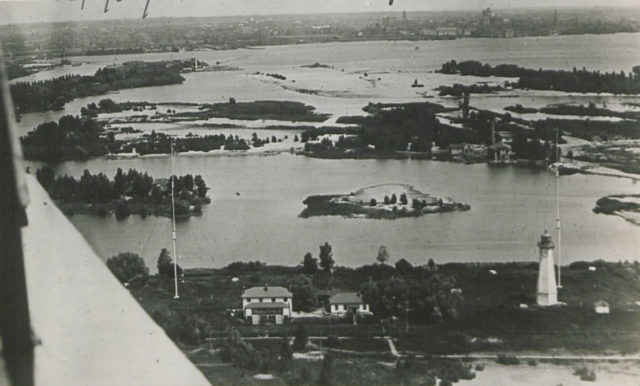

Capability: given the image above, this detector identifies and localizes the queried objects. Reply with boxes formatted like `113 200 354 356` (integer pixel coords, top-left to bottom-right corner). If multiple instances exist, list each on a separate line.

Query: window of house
272 298 276 302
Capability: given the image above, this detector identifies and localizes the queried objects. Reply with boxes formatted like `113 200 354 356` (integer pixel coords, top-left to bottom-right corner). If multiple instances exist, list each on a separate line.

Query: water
45 153 640 270
18 34 640 269
15 33 640 135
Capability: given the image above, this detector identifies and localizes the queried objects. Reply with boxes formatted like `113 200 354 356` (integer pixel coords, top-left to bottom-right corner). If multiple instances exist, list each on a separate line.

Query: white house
328 292 371 316
242 285 292 325
594 300 610 315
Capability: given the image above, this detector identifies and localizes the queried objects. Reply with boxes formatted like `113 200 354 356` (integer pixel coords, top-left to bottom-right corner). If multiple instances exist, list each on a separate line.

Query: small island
593 194 640 226
35 166 211 219
300 184 470 219
11 59 201 113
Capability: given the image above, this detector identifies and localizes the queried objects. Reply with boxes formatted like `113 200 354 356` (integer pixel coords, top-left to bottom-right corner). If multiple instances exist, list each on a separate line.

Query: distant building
421 28 437 37
328 292 371 316
242 285 292 325
311 25 332 34
436 27 458 37
488 142 512 161
482 8 494 26
450 143 466 156
594 300 610 314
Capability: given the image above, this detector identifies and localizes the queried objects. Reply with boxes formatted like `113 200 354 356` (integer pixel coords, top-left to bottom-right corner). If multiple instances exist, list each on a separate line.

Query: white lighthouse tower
537 230 558 306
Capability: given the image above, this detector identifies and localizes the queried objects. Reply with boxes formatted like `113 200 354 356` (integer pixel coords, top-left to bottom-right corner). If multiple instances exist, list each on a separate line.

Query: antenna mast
170 139 180 299
556 128 562 289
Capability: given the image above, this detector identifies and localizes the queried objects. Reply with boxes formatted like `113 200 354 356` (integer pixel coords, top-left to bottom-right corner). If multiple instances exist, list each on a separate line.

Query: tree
395 258 414 275
106 252 149 283
289 275 317 311
36 166 55 190
293 324 308 350
113 167 126 198
377 245 389 265
400 193 408 205
114 199 130 220
302 252 318 275
369 198 377 206
319 242 334 273
194 175 208 198
157 248 183 278
390 194 397 204
428 258 437 272
279 335 293 369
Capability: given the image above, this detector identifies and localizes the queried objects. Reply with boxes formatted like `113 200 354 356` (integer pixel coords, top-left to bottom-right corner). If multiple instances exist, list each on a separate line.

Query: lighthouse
537 230 558 306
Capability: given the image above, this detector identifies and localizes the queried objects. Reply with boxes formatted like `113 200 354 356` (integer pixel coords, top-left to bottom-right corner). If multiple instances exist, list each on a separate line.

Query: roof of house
594 300 610 307
242 286 292 298
244 302 289 309
329 292 364 305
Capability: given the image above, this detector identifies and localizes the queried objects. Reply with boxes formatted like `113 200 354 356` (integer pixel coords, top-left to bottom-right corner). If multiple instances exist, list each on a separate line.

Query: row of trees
295 242 458 321
36 166 208 204
106 248 182 285
439 60 640 94
301 102 485 155
21 115 109 162
301 242 335 275
11 60 188 113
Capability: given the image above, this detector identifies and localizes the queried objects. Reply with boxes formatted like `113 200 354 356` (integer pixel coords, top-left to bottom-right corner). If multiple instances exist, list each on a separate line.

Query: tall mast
556 128 562 289
170 139 180 299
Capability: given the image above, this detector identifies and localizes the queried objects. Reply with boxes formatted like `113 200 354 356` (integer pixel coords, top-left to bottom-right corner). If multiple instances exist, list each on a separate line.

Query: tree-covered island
300 184 470 219
438 60 640 94
35 166 210 219
11 59 203 113
171 99 331 122
19 99 328 162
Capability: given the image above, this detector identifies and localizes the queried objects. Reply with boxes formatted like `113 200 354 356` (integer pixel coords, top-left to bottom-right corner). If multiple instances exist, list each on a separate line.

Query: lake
19 34 640 269
47 153 640 270
15 33 640 134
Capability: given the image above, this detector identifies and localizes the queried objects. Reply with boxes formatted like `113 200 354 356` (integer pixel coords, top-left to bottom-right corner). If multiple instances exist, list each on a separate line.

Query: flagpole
171 139 180 299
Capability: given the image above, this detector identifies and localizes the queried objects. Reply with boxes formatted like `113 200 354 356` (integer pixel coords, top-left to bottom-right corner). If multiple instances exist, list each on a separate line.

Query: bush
326 335 340 348
151 306 212 345
574 366 596 382
96 205 108 217
475 363 485 371
293 324 308 350
114 199 130 219
317 351 335 385
496 354 520 365
219 328 262 370
224 260 265 272
106 252 149 283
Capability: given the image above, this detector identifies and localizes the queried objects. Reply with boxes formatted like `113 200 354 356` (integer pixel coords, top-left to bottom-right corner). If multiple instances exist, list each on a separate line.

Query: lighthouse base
536 292 558 306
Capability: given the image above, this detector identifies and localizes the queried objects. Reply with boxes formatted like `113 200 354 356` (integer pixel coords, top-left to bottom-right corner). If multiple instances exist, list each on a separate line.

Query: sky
0 0 638 25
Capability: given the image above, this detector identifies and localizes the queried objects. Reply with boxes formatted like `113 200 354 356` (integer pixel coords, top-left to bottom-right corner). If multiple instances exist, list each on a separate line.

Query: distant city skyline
0 0 639 25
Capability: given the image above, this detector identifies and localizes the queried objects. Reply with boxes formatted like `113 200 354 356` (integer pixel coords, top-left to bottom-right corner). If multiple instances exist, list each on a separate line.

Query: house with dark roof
328 292 371 316
241 285 292 325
